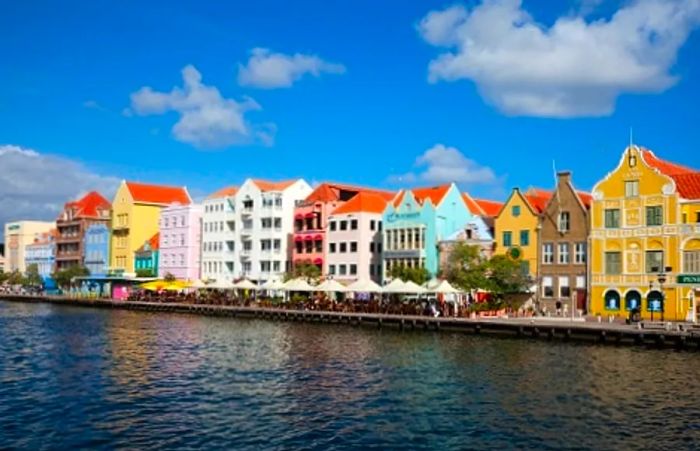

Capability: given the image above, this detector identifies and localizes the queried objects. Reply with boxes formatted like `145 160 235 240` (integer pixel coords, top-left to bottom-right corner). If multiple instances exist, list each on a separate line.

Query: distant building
200 186 238 282
55 191 111 270
158 203 203 281
3 221 56 273
134 233 159 277
84 223 110 277
24 230 57 283
0 243 5 273
438 215 496 270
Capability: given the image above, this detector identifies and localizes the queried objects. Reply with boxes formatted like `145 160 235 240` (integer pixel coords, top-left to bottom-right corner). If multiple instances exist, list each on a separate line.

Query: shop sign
386 212 421 223
677 274 700 284
384 250 421 259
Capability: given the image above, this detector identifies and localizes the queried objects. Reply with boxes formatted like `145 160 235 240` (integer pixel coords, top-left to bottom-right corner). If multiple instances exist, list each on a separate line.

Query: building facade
326 192 389 283
110 181 191 275
382 184 471 278
438 215 496 270
201 186 238 282
134 233 159 276
538 172 592 315
3 221 56 273
158 204 203 280
590 146 700 321
84 223 110 277
55 191 111 270
24 230 57 282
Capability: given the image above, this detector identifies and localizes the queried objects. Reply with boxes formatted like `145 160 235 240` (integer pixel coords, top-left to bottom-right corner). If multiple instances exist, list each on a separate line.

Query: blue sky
1 0 699 231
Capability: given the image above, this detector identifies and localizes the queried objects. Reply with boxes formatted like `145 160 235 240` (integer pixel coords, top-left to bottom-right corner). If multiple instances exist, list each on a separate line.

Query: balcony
241 207 254 217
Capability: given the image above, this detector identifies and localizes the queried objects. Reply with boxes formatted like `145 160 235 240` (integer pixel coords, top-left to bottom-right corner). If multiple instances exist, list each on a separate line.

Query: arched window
647 290 664 312
625 290 641 311
604 290 620 311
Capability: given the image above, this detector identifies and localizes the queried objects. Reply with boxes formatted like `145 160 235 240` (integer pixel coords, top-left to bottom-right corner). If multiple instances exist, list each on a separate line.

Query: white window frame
558 243 569 264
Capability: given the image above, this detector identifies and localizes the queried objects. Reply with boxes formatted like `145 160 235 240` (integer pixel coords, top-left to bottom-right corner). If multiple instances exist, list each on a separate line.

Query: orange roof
304 182 394 203
474 198 504 217
126 181 191 205
207 185 238 200
576 191 593 208
393 184 452 208
524 189 552 213
64 191 111 219
640 148 700 199
461 193 483 215
137 233 160 253
252 179 297 192
331 192 391 215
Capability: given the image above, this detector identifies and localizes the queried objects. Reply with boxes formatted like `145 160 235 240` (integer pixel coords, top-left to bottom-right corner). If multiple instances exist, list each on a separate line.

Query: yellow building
590 146 700 321
110 181 191 275
494 188 551 277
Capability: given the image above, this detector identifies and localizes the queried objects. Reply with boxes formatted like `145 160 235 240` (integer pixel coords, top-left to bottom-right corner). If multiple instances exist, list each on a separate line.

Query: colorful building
494 188 551 278
134 233 159 276
84 223 110 277
293 183 394 274
3 221 56 273
201 186 238 282
55 191 111 270
538 172 592 315
382 184 471 278
24 230 57 284
326 191 391 283
110 181 191 275
159 203 203 281
590 146 700 321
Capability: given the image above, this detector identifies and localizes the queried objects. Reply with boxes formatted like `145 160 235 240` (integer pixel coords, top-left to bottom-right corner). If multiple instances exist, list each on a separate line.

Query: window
370 242 375 253
646 206 663 226
370 265 375 276
350 242 358 252
377 243 382 253
296 242 303 254
339 264 347 275
542 276 553 297
378 221 382 231
370 220 376 231
574 243 586 264
520 230 529 246
503 231 512 247
543 243 554 264
350 264 357 275
625 180 639 197
683 213 688 224
605 291 620 311
684 251 700 273
576 276 586 289
559 277 570 298
274 218 282 229
697 212 700 223
646 251 663 273
558 243 569 264
329 243 336 253
340 242 347 253
329 265 336 275
512 205 521 217
558 212 570 232
330 221 336 231
340 221 348 231
273 261 281 272
604 209 620 228
350 220 358 230
605 252 622 275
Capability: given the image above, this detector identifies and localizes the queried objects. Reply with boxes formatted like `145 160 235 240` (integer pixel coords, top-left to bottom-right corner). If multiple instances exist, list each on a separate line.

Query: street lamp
649 280 655 322
657 269 668 322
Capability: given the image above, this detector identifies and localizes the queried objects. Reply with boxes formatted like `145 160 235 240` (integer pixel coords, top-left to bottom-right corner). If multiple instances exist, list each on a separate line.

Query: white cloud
418 0 700 117
388 144 500 187
237 48 346 89
0 145 120 234
130 65 272 148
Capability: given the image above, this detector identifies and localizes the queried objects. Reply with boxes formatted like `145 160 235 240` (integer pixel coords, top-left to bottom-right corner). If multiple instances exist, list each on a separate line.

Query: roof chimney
557 171 571 184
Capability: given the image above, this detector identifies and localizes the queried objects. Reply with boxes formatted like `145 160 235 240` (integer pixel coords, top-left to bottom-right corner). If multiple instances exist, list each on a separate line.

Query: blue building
24 230 57 289
382 184 472 278
84 223 110 277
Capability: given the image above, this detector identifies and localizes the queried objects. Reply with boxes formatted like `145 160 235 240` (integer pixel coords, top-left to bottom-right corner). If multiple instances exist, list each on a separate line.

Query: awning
304 235 313 241
314 234 323 241
294 235 304 242
294 213 304 219
305 212 315 218
313 258 323 265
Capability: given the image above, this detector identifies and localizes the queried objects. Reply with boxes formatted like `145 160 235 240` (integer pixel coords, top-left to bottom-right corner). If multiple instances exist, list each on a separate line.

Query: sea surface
1 300 699 450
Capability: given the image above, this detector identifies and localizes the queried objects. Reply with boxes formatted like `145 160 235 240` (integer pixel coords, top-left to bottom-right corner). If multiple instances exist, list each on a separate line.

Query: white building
4 221 56 273
201 179 312 283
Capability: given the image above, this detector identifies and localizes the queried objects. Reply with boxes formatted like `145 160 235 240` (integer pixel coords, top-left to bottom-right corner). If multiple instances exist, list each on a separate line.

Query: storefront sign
7 224 20 231
386 212 421 223
384 250 421 259
678 274 700 284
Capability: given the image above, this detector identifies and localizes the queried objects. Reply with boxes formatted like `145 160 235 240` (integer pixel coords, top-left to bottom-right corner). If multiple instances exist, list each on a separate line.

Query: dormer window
558 212 570 232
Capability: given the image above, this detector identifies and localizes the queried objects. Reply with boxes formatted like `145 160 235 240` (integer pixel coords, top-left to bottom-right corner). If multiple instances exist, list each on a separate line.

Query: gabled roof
331 192 390 215
63 191 111 219
304 182 394 203
252 179 297 192
137 233 160 253
524 189 553 213
392 184 452 208
126 181 191 205
640 149 700 200
462 193 483 215
207 185 238 200
462 192 503 217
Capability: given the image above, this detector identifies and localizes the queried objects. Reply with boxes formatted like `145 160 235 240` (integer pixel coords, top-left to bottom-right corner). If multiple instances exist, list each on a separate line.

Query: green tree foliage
443 243 488 291
163 272 176 282
388 265 431 285
135 269 155 278
3 270 25 286
24 264 43 286
284 262 321 282
52 265 90 288
482 255 530 299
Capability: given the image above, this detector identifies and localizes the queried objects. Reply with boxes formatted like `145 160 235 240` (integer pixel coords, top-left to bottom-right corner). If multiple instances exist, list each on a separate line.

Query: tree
284 262 321 282
443 243 488 291
482 255 529 300
24 264 42 287
52 265 90 289
135 269 155 278
388 265 431 285
163 272 176 282
4 270 25 286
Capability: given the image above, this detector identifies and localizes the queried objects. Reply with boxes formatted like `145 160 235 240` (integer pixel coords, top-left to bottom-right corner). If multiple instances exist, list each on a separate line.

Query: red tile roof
640 149 700 199
137 233 160 253
474 198 504 217
524 189 552 214
305 182 394 203
393 184 452 208
207 185 238 200
126 182 191 205
64 191 111 219
331 192 391 215
461 193 483 215
252 179 297 192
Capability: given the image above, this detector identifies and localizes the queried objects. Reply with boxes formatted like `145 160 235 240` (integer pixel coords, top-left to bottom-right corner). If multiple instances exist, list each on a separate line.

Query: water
1 300 699 450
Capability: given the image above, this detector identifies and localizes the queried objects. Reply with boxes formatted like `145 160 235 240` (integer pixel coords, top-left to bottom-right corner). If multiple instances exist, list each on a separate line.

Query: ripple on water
1 300 699 450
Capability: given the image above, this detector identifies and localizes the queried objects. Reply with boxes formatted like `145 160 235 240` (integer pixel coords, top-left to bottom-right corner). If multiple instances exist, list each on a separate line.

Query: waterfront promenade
2 295 699 350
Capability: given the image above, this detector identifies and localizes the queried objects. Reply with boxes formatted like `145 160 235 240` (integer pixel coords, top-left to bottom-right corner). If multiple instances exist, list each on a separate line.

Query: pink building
326 192 390 283
292 183 393 274
158 203 203 280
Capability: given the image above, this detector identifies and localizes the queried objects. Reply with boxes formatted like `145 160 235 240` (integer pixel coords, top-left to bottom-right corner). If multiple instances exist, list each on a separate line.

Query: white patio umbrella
431 280 461 294
211 279 235 290
382 278 408 294
315 279 349 292
423 278 441 290
403 281 428 294
261 279 285 290
233 279 258 290
283 278 316 292
190 279 207 289
347 279 383 293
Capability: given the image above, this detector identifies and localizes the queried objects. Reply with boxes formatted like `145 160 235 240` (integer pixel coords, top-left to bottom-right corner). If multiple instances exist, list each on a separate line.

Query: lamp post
657 270 667 322
649 281 655 322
